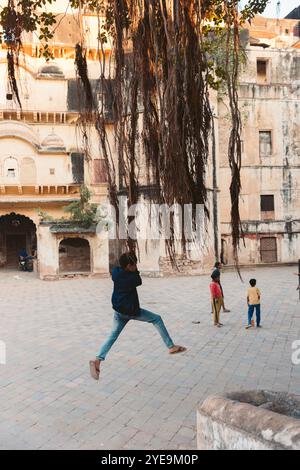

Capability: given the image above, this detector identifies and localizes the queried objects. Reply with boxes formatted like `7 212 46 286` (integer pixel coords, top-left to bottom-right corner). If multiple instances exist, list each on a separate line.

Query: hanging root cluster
224 2 245 276
80 0 245 265
0 0 270 269
1 0 23 107
74 43 95 161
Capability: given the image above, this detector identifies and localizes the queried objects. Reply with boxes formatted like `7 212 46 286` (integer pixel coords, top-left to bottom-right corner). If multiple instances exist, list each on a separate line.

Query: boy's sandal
169 346 187 355
89 360 100 380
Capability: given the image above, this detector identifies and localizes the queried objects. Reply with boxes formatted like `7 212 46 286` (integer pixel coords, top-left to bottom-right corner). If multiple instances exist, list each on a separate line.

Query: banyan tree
0 0 270 269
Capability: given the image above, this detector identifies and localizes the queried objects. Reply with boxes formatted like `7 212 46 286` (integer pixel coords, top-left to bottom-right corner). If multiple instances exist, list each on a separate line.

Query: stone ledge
197 391 300 450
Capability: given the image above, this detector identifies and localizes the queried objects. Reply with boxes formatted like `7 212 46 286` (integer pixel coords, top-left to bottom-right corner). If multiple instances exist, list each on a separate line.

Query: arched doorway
59 238 91 273
0 213 37 268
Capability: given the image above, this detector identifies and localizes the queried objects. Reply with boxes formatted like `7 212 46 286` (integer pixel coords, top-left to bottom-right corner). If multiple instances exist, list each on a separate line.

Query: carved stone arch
0 213 37 268
0 121 40 149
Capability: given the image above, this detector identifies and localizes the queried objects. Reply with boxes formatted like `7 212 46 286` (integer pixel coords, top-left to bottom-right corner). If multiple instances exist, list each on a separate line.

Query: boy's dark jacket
111 267 142 316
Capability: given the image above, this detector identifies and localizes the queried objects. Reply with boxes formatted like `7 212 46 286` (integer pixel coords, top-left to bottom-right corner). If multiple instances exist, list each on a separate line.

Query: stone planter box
197 391 300 450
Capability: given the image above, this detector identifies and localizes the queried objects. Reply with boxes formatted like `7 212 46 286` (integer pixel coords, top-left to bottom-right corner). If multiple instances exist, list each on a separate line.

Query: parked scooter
18 256 33 272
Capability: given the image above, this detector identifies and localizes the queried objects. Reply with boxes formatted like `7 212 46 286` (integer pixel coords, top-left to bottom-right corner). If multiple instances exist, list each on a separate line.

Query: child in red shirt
210 272 223 327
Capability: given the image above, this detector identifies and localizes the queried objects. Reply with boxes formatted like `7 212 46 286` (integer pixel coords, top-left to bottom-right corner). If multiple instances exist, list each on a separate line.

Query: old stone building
218 14 300 266
0 3 216 278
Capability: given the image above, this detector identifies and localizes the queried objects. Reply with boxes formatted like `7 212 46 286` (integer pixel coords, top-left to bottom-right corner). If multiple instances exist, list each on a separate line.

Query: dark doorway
0 213 37 269
59 238 91 273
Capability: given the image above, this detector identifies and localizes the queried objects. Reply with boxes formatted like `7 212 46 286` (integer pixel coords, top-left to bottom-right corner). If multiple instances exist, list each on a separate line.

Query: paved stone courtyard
0 266 299 450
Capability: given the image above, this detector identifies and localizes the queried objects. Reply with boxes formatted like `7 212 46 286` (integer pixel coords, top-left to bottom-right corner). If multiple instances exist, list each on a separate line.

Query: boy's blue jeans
248 304 261 326
96 309 175 361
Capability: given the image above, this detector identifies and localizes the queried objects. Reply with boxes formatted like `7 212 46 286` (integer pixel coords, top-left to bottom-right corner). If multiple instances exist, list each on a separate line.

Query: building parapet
238 82 300 100
0 185 81 205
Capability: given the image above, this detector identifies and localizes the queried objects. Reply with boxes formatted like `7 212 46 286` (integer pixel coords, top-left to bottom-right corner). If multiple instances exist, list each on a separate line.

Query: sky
239 0 300 18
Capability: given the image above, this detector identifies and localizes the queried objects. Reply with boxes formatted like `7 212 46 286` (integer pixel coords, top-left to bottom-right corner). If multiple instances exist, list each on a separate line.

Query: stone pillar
138 239 160 277
93 230 110 275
